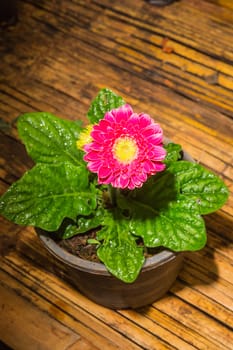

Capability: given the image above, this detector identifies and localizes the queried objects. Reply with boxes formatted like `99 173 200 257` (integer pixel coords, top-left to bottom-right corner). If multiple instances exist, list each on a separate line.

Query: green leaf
164 142 182 165
87 88 125 124
129 170 178 210
17 112 84 166
129 199 206 251
96 211 145 283
0 163 97 231
87 238 100 245
60 222 81 240
168 161 229 214
61 207 105 239
123 160 228 252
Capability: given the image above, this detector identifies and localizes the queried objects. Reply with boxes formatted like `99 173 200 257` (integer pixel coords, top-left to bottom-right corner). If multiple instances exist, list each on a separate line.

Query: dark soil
58 230 164 263
58 230 101 262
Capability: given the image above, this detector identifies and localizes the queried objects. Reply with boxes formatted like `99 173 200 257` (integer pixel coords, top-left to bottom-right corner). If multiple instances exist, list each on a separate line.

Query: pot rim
37 229 181 276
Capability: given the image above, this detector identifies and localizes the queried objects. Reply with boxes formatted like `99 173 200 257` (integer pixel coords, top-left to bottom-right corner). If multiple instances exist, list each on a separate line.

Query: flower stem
108 185 117 206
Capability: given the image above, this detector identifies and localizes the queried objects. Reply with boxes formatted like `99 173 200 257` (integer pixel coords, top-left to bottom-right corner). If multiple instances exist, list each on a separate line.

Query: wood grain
0 0 232 349
0 284 81 350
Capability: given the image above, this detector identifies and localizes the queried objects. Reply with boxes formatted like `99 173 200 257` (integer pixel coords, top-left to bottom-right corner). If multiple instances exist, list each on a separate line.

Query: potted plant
0 88 229 309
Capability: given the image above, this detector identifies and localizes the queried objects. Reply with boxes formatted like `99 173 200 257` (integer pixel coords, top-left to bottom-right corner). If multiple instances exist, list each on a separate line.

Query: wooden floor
0 0 233 349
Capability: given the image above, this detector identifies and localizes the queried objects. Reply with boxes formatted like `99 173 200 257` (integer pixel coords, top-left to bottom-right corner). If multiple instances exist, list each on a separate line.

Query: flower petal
98 165 112 179
83 104 166 189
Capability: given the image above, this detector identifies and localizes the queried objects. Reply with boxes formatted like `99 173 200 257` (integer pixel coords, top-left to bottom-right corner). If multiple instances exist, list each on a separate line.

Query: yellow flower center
113 136 138 164
76 124 94 150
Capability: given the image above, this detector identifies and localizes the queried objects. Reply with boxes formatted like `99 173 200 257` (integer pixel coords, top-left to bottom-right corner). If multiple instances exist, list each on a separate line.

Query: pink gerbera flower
83 104 166 189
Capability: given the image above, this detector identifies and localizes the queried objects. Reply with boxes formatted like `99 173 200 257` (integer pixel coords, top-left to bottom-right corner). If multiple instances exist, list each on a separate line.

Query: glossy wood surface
0 0 232 349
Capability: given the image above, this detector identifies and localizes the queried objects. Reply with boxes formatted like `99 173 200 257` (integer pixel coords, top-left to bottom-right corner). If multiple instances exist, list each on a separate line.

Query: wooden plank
121 307 225 350
1 1 233 122
119 308 209 350
0 254 146 350
0 270 135 350
0 284 81 350
178 259 233 307
11 54 232 166
187 248 233 285
171 279 233 327
68 338 101 350
154 295 233 350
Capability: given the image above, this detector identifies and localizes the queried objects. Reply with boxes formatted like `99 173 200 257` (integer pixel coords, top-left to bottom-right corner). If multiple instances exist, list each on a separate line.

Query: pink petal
91 130 106 142
113 104 133 123
87 159 102 171
98 166 113 180
83 103 166 190
148 146 166 160
138 114 152 128
153 162 166 172
104 111 117 124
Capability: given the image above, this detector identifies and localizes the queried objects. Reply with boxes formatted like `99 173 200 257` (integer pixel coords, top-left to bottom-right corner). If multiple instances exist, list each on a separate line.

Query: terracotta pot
37 148 193 309
38 230 183 309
